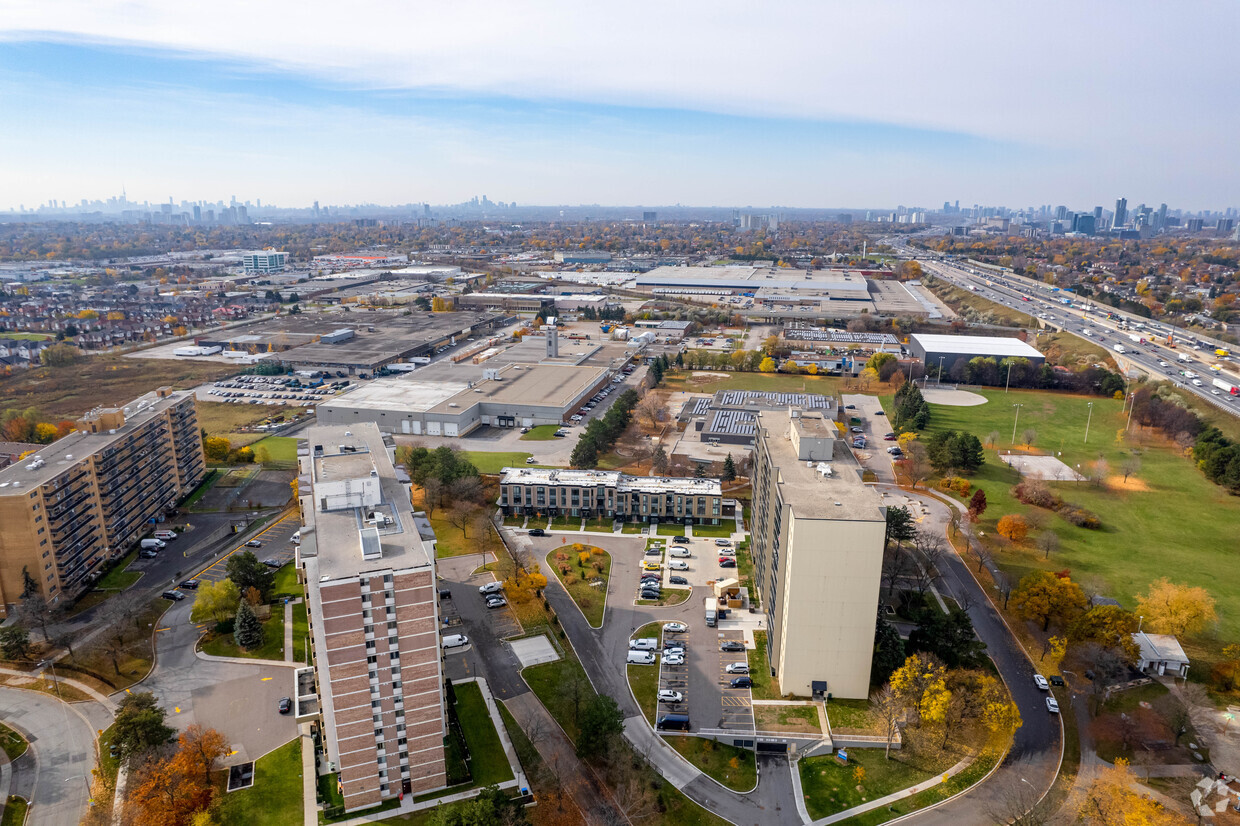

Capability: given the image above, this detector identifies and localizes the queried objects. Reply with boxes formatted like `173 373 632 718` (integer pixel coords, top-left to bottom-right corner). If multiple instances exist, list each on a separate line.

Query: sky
1 1 1237 212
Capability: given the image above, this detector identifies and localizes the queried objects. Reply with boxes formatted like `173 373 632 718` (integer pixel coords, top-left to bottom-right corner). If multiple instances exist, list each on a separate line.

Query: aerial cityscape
1 4 1238 826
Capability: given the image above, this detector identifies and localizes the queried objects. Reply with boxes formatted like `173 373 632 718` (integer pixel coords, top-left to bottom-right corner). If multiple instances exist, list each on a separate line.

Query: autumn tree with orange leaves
126 725 230 826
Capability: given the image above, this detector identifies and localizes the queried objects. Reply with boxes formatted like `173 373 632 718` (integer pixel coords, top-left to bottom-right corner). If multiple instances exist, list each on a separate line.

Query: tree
176 725 231 788
202 436 231 463
0 626 29 660
872 613 906 686
880 545 910 597
576 693 623 760
902 441 933 489
889 652 951 728
908 606 987 668
866 352 897 373
884 506 916 550
1121 454 1141 482
189 578 241 626
39 342 81 367
113 692 175 763
758 357 777 373
1067 605 1140 661
1035 530 1060 559
722 453 736 482
995 513 1028 544
569 436 598 468
1011 571 1088 631
1135 577 1217 636
1020 428 1037 448
16 593 53 641
421 477 443 518
1077 759 1191 825
967 488 988 521
430 785 528 826
447 501 480 538
650 445 668 474
871 685 905 759
225 551 274 601
233 599 263 650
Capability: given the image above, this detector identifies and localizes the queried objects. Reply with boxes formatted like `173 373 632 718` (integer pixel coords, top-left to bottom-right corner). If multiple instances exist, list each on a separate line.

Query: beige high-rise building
297 424 446 812
749 410 886 699
0 388 204 609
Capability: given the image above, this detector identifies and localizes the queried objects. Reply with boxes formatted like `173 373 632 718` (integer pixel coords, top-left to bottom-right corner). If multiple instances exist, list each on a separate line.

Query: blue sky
1 2 1237 210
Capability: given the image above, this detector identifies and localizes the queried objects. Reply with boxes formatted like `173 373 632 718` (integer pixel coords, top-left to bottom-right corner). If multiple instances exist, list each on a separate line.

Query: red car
719 558 737 568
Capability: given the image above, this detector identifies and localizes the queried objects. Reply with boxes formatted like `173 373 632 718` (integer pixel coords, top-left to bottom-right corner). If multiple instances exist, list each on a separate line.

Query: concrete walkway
0 666 118 713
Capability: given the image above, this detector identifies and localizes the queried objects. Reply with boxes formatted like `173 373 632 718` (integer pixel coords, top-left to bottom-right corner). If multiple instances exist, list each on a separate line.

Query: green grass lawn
582 517 615 533
454 681 515 787
460 451 535 474
546 547 611 627
97 724 120 786
523 657 590 743
215 737 303 826
826 698 884 734
271 563 301 599
0 724 27 761
1 796 27 826
428 512 484 558
733 539 758 608
200 610 285 661
0 332 52 340
290 601 309 664
688 523 734 538
747 631 781 700
799 747 951 820
520 425 560 440
620 522 646 534
250 436 298 467
919 386 1240 638
754 704 821 734
549 515 580 530
96 550 141 590
502 515 526 528
666 737 756 792
627 622 663 724
657 524 687 537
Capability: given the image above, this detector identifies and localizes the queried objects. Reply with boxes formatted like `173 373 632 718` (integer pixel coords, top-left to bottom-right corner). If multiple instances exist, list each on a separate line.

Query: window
371 700 381 709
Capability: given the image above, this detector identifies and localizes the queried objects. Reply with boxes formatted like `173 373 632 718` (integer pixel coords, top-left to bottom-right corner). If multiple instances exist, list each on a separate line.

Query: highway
891 241 1240 419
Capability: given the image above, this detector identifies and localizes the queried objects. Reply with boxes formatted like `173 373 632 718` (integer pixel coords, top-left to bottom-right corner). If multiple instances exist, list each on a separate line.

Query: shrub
997 514 1029 543
1059 507 1101 529
591 547 605 556
1011 480 1064 510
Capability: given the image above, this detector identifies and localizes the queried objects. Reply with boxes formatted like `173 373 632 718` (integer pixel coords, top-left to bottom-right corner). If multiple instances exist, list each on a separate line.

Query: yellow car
641 561 662 572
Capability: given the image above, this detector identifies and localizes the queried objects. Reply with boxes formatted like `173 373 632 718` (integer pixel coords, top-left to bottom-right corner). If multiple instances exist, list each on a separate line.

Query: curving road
0 688 96 826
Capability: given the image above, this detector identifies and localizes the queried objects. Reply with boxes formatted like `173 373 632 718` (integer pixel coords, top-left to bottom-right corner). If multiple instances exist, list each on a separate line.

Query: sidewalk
809 755 973 825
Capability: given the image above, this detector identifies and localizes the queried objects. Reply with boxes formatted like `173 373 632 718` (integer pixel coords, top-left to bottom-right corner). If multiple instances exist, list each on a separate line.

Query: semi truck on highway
1128 333 1146 344
1179 352 1193 362
1214 378 1239 395
1113 344 1126 354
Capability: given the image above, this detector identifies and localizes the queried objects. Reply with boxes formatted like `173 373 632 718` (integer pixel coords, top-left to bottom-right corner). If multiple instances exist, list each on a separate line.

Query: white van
291 531 301 545
629 638 658 651
140 538 166 550
441 634 469 649
627 650 656 665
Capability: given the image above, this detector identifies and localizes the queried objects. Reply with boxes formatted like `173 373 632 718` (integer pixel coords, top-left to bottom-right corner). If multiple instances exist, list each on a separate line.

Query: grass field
661 369 843 396
0 332 52 340
271 563 301 599
754 704 821 734
0 353 235 418
926 279 1034 327
454 681 515 787
95 550 141 591
826 698 884 735
747 631 781 700
520 425 560 440
666 736 756 792
0 723 27 761
63 597 168 690
290 601 309 664
427 511 482 558
461 451 535 474
1 796 27 826
689 522 734 538
799 747 950 820
546 546 612 627
215 737 303 826
627 622 663 723
1035 330 1113 367
250 436 298 467
200 610 285 661
912 386 1240 639
196 401 287 441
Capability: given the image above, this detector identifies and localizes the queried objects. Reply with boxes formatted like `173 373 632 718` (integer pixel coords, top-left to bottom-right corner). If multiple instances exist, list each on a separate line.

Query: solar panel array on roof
709 409 757 436
713 390 832 410
783 328 899 345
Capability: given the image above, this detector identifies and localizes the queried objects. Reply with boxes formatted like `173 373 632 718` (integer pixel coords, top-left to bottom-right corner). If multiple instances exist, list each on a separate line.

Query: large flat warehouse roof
910 334 1044 358
430 363 607 411
318 379 470 414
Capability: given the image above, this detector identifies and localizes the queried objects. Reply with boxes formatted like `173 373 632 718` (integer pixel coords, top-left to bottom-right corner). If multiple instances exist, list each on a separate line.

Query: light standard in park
938 356 946 386
1084 402 1094 444
1011 403 1024 446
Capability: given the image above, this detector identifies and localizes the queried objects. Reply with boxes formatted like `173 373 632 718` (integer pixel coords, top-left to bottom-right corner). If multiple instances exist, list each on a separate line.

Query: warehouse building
907 334 1045 374
296 424 447 809
497 468 728 525
316 362 610 436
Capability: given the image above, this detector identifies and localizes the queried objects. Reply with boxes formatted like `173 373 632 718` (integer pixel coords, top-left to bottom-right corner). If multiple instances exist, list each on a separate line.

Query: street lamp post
1011 404 1024 445
1005 359 1013 394
1084 402 1094 444
938 356 945 386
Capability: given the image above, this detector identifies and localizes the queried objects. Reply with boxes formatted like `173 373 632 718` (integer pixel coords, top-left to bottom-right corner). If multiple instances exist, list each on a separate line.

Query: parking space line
193 511 299 579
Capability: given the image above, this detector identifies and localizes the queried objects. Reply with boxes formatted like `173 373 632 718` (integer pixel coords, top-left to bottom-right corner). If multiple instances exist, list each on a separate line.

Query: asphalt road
0 689 95 826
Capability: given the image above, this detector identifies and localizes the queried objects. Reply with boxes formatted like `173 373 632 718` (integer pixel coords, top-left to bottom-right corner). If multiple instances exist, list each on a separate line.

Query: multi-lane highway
895 243 1240 418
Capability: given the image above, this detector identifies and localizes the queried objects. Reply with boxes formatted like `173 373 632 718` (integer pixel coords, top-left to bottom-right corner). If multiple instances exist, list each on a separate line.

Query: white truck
1128 333 1146 344
1213 377 1239 395
705 597 718 628
1113 344 1126 354
1178 352 1193 362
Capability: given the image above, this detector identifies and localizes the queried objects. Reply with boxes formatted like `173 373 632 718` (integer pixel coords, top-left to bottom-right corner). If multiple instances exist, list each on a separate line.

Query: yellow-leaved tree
889 652 951 728
1135 577 1217 636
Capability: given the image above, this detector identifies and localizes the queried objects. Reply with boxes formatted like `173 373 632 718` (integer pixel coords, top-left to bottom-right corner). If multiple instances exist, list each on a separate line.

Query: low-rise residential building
497 468 727 525
297 424 447 812
1133 632 1190 678
0 388 204 608
749 409 886 699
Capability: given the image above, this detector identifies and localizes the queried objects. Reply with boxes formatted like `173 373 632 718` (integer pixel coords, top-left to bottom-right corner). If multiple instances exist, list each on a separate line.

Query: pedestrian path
809 755 974 825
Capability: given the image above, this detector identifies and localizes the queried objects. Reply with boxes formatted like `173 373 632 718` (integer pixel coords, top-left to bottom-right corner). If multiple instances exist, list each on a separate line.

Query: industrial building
749 409 886 699
296 424 446 810
242 250 289 273
316 362 610 436
0 389 205 609
681 391 836 446
497 468 728 525
906 333 1045 374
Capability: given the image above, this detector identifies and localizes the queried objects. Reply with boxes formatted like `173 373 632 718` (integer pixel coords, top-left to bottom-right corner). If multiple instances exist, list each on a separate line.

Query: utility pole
1084 401 1094 444
1011 403 1023 445
1005 360 1013 394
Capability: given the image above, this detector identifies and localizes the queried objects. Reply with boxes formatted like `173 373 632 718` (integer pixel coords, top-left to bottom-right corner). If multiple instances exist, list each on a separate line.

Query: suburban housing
497 467 727 525
296 424 447 811
749 409 886 699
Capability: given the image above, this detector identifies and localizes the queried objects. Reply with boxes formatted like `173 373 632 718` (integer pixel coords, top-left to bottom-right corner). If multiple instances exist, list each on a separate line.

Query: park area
546 544 612 627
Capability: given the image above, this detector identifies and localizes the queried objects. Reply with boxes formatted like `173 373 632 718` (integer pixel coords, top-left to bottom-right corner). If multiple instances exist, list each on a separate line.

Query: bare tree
904 442 933 489
1021 428 1037 448
1155 686 1195 746
1088 457 1109 488
913 529 946 574
986 430 1002 449
16 594 53 642
871 686 905 759
1121 454 1141 483
984 774 1055 825
421 477 442 518
446 501 479 538
1035 530 1060 560
880 546 911 597
970 542 994 574
449 475 484 505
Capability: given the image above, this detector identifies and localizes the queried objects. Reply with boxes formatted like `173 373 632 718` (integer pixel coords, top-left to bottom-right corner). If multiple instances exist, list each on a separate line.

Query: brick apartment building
297 424 446 812
497 467 728 525
0 388 205 608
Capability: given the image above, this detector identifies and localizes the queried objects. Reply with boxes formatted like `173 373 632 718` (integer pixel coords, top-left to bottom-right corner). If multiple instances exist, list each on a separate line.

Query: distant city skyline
2 2 1238 209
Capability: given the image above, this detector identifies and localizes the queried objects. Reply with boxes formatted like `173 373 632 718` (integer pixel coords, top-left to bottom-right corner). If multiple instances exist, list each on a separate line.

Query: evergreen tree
722 453 736 482
675 351 684 367
570 437 599 469
233 600 264 650
693 462 706 478
871 613 905 685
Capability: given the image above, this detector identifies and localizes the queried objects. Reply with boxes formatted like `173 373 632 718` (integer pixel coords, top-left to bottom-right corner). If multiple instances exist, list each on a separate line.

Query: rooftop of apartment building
298 424 434 582
755 409 885 521
498 467 722 496
0 388 194 492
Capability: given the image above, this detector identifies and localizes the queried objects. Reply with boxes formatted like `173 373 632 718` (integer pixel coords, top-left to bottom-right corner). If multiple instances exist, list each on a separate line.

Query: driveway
0 688 97 826
436 555 528 700
842 394 896 484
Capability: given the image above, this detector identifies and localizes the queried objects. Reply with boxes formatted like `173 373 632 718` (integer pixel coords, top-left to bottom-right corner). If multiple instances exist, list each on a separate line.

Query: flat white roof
499 467 721 496
318 378 469 414
910 334 1043 358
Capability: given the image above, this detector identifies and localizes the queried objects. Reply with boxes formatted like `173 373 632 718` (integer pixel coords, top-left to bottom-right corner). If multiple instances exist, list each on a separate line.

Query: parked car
442 634 470 649
720 641 746 652
153 530 177 541
263 558 282 568
669 546 690 557
669 559 689 571
278 697 292 715
874 410 885 416
1045 697 1060 713
245 540 263 548
663 622 688 634
850 426 863 433
718 558 737 568
485 596 508 609
662 653 685 665
725 662 749 674
641 561 662 571
179 579 200 590
479 581 504 594
1033 674 1050 691
714 539 731 547
629 638 659 651
139 549 159 559
657 690 684 703
717 548 736 557
663 646 685 657
884 434 898 441
644 547 663 556
627 651 656 665
528 528 546 536
669 576 689 585
729 676 753 689
161 590 186 601
524 457 537 464
672 536 689 544
1049 675 1066 687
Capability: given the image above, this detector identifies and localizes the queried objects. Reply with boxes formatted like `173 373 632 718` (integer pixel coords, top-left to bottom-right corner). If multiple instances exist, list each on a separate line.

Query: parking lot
189 512 301 584
195 373 351 409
